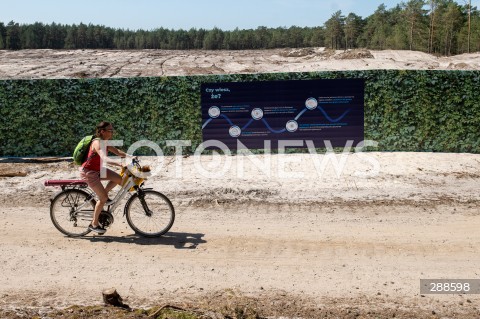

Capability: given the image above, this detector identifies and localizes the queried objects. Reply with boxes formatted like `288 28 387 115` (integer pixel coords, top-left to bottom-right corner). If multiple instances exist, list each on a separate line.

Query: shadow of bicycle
79 232 206 249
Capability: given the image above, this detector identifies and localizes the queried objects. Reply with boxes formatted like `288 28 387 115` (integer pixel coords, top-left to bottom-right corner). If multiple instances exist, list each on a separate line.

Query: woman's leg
80 169 107 229
89 182 108 227
103 168 122 194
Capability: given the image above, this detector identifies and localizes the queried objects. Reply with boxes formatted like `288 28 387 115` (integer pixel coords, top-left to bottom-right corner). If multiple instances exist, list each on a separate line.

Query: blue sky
0 0 440 30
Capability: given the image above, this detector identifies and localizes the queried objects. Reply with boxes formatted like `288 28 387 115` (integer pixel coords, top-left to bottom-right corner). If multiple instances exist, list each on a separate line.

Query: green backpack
72 135 97 165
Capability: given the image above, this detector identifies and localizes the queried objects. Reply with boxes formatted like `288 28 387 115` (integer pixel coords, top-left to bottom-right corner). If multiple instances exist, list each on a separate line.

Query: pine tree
402 0 428 51
344 13 363 49
6 21 21 50
442 2 463 55
325 11 345 49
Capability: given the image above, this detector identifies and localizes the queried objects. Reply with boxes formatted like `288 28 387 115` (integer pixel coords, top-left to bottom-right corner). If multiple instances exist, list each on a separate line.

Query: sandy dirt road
0 153 479 317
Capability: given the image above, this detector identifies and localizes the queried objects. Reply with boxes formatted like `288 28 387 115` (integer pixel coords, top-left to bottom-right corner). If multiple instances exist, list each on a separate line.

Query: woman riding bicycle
80 121 131 234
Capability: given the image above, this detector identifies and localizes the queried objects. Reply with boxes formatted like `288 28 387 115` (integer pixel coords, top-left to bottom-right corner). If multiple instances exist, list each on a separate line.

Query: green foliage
0 70 479 157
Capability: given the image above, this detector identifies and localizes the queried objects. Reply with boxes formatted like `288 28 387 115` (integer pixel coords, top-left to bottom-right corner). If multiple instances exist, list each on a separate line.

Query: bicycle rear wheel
125 190 175 237
50 189 95 237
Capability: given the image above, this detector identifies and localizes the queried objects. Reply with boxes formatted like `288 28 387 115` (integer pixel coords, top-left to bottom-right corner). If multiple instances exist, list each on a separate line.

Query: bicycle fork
132 188 153 217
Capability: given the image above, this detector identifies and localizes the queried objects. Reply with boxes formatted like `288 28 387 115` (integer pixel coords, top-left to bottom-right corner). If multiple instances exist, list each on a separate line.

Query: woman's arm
92 140 124 167
108 146 134 167
107 146 129 158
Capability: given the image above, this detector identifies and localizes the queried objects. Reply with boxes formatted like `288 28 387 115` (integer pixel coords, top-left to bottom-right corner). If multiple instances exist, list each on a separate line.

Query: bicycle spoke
50 189 94 237
125 190 174 237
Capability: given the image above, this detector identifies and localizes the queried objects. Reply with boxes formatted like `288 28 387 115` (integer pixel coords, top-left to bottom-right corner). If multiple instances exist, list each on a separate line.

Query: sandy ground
0 48 479 79
0 152 479 317
1 49 480 317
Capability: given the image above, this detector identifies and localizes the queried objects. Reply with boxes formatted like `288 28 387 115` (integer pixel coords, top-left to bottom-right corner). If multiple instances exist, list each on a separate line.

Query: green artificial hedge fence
0 70 479 156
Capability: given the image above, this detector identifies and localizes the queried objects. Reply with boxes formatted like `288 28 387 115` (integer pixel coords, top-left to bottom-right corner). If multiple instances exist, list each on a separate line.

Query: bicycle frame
61 164 146 216
107 173 137 213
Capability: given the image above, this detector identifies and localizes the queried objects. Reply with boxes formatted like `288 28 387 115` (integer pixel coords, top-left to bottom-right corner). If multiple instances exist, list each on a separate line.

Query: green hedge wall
0 70 479 156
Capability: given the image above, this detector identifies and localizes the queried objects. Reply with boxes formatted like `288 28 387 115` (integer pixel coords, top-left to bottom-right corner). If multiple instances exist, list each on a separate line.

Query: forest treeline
0 1 478 55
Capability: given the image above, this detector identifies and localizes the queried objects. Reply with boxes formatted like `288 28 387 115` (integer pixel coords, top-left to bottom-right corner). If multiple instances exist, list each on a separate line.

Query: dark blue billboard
201 79 364 150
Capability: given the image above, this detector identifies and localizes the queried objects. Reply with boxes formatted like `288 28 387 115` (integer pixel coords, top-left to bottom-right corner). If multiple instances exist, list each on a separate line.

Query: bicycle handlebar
125 157 151 178
131 157 140 167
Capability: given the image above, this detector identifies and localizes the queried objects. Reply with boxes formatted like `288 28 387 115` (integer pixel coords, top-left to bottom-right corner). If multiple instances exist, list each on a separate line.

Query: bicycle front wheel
50 189 95 237
125 190 175 237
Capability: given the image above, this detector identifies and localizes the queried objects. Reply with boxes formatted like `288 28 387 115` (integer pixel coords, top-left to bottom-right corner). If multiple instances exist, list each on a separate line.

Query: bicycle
44 158 175 237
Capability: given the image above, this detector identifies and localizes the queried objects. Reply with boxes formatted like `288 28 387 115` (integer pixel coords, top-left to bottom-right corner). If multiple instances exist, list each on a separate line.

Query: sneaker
88 224 106 234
